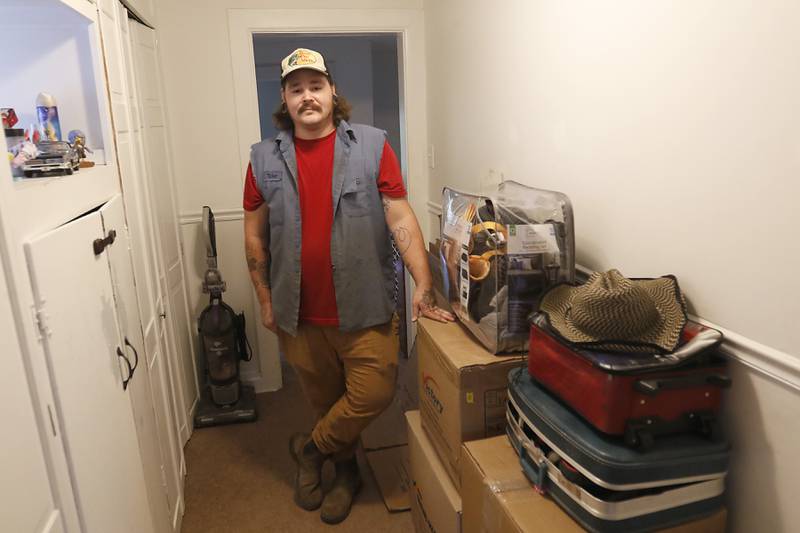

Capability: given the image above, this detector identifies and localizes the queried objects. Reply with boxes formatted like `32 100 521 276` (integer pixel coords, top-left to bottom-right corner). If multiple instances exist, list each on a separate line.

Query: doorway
228 8 428 391
252 33 409 357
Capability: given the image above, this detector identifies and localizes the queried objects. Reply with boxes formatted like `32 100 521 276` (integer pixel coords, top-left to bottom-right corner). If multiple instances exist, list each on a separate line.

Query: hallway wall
423 2 800 531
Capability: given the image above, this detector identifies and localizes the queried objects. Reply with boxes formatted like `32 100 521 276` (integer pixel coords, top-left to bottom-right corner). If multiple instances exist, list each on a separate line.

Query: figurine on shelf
68 129 94 168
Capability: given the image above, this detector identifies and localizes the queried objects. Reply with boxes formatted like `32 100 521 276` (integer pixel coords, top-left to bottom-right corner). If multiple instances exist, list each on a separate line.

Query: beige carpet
181 364 414 533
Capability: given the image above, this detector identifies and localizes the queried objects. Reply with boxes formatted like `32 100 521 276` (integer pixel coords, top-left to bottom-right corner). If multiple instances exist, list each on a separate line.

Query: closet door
130 19 198 446
25 209 153 533
98 0 183 528
99 194 173 533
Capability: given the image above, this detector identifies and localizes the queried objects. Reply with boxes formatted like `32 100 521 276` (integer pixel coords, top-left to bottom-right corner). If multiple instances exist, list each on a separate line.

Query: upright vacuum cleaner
193 206 258 428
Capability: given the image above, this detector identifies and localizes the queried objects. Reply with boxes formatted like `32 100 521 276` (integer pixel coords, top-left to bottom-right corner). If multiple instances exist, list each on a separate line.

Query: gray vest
250 120 396 336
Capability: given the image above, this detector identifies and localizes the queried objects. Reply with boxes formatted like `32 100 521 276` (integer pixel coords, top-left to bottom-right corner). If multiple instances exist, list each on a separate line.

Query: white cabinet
0 260 63 533
1 1 192 532
25 195 153 533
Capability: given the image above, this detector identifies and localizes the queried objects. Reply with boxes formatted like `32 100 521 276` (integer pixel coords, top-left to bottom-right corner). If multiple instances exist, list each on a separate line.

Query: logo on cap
289 49 317 67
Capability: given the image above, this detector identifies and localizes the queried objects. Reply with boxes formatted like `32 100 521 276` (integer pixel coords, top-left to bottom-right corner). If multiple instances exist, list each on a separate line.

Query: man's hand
412 286 455 323
260 300 277 333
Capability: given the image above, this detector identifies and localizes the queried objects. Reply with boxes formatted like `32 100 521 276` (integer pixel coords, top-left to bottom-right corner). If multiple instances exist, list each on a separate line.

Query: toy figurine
68 129 94 167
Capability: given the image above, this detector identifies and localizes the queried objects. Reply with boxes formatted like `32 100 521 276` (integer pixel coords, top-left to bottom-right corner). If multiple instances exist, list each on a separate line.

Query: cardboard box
364 445 411 511
461 435 728 533
461 435 575 533
407 410 461 533
417 318 525 487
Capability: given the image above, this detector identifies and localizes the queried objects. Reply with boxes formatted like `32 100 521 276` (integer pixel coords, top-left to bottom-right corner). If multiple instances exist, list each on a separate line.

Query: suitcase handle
519 450 548 494
634 374 732 395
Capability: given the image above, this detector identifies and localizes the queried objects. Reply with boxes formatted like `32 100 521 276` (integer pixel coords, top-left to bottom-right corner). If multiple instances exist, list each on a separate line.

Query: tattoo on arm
246 252 271 288
382 197 391 213
421 288 435 310
392 225 412 254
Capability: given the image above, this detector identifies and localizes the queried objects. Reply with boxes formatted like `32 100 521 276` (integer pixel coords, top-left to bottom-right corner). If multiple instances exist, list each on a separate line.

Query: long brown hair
272 75 352 131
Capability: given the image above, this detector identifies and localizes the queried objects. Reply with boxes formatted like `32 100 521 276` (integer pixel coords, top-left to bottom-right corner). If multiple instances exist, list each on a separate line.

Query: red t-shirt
243 132 406 326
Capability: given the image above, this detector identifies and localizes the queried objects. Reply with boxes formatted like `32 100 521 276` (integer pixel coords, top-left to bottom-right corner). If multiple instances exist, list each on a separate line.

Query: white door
100 195 173 533
25 209 153 533
98 0 182 527
131 19 199 445
0 260 63 533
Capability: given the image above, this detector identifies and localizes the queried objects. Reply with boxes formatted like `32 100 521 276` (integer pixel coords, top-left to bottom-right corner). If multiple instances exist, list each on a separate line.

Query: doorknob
93 229 117 255
124 337 140 373
116 346 134 391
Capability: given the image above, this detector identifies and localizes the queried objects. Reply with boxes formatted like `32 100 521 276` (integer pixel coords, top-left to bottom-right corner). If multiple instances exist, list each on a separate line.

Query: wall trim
179 208 244 225
427 200 442 216
575 264 800 392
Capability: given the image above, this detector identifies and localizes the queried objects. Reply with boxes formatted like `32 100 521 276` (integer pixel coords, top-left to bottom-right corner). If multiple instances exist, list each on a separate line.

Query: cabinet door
25 210 153 533
0 260 64 533
100 194 172 533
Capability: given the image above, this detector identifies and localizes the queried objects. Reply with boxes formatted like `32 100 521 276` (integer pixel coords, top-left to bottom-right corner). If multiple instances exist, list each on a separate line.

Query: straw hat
538 269 687 354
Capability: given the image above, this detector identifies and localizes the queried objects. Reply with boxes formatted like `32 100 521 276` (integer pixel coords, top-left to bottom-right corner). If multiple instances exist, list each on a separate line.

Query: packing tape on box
487 478 531 494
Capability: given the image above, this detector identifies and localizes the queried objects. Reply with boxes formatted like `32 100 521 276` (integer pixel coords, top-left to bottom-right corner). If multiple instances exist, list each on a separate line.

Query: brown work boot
289 433 326 511
320 457 362 524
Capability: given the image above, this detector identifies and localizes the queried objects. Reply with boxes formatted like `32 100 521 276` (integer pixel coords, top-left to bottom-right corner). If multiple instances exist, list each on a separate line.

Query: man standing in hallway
243 48 453 524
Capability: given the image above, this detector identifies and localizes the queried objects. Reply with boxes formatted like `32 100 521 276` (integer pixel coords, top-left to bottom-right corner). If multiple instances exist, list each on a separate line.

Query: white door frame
228 8 428 388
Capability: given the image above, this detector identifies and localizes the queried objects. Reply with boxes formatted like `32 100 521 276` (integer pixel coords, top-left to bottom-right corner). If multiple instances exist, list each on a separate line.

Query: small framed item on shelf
36 92 62 141
4 127 27 178
2 107 19 128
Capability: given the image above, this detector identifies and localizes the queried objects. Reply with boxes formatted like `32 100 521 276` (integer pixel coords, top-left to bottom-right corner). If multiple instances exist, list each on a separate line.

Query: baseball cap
280 48 329 79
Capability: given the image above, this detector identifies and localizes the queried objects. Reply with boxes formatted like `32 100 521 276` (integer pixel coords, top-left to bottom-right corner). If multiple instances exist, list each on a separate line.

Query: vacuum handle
634 374 731 396
202 206 217 260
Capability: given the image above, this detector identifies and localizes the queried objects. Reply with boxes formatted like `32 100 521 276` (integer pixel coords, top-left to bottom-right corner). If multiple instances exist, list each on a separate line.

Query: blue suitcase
506 367 728 532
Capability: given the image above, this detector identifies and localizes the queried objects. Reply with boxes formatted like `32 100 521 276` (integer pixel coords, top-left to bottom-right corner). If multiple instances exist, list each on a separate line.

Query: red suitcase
528 314 731 448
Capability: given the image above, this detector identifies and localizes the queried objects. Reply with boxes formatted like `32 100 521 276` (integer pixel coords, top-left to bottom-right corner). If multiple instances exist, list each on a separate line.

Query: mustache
299 104 320 112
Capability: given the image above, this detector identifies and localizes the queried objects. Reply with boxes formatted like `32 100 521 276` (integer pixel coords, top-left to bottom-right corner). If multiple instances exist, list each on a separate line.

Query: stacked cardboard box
461 435 727 533
416 317 525 487
407 411 461 533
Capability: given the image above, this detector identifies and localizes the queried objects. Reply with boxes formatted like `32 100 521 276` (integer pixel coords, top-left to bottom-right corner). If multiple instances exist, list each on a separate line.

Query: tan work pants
278 316 399 459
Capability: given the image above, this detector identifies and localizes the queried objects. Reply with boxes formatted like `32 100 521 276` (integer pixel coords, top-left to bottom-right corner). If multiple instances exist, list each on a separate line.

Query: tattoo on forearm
392 225 412 254
246 252 271 289
421 289 435 310
382 197 391 213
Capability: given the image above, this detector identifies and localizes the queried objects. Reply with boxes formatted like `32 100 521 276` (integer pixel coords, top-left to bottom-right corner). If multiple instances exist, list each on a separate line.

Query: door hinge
160 464 168 488
32 304 52 340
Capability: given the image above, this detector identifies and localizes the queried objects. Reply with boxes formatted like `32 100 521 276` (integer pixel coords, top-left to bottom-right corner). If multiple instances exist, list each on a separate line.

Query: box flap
418 318 525 372
463 436 532 493
364 445 411 512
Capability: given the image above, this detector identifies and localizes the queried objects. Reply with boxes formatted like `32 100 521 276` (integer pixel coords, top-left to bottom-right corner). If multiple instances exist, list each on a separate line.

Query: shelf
1 0 114 188
0 0 120 236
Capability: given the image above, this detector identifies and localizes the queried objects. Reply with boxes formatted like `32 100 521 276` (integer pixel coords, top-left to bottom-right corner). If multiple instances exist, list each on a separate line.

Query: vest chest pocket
341 176 371 217
262 171 285 226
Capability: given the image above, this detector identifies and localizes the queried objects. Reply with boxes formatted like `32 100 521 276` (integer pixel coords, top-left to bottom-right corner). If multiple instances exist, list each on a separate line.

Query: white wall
424 1 800 531
156 0 423 392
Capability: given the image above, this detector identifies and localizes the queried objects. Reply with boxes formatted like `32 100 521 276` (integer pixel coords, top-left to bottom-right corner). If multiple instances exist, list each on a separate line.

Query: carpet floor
180 364 414 533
